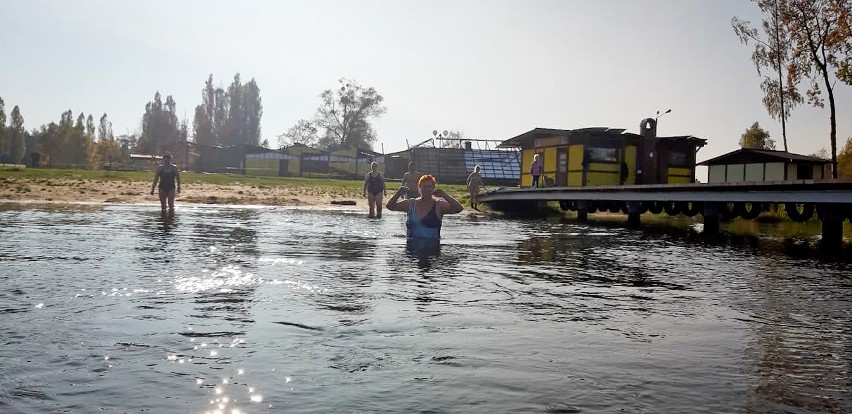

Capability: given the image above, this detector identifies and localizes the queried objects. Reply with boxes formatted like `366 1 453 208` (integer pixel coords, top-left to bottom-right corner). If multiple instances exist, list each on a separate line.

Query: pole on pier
626 201 642 228
576 200 589 222
703 202 721 235
820 204 844 249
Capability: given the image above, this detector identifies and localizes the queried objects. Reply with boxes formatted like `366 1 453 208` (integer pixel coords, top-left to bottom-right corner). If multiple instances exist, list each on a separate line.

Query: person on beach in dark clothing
363 161 387 218
150 152 181 213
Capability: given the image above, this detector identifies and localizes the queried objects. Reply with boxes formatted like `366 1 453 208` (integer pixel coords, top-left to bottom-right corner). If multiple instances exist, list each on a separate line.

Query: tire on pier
647 201 664 215
735 202 762 220
608 202 623 214
559 200 577 211
637 202 649 214
784 202 814 222
663 201 681 216
719 202 739 220
680 201 703 217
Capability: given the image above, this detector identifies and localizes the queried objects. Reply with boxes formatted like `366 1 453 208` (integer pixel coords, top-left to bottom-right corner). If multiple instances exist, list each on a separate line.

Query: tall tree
733 0 804 151
225 74 244 146
278 119 319 148
783 0 851 178
8 106 26 164
67 112 94 168
212 87 228 144
192 104 214 145
141 91 182 160
95 114 120 167
740 122 777 149
86 115 96 141
193 74 218 146
36 123 63 167
0 97 6 161
98 113 114 143
243 78 262 146
314 78 386 150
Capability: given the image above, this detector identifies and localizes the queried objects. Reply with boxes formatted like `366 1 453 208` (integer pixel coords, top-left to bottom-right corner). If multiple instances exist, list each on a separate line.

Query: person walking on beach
150 152 181 213
530 153 543 188
401 162 422 199
363 161 387 218
386 174 464 240
466 165 485 210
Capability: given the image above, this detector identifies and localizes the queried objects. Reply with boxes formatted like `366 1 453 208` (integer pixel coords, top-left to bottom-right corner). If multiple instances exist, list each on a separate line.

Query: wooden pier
479 180 852 247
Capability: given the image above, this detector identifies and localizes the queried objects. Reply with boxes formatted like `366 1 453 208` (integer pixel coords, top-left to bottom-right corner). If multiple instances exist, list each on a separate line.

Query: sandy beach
0 173 478 211
0 176 370 208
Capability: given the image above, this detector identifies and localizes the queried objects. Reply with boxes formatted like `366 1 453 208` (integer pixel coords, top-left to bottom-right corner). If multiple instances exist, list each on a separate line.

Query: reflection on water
0 203 850 413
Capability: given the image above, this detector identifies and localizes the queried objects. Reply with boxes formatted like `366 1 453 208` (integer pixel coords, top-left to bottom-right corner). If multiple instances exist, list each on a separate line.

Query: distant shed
698 148 831 183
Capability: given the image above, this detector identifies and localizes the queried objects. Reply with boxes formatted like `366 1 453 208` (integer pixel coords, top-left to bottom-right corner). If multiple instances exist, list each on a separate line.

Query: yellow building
498 120 706 187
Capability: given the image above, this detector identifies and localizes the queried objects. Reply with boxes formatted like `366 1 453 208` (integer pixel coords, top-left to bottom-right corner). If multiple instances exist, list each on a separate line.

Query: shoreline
0 174 481 212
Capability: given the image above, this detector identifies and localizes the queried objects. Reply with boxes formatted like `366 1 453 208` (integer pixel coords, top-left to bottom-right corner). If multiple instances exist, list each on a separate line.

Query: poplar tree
8 106 26 164
0 97 6 160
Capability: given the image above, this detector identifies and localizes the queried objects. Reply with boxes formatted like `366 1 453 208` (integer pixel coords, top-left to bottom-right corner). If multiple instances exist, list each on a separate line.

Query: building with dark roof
497 118 707 187
698 148 831 183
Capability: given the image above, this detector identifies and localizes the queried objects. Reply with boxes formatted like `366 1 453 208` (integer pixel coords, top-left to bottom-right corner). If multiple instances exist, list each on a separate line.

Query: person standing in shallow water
363 161 387 218
401 161 422 199
466 165 484 210
385 174 464 240
150 152 181 213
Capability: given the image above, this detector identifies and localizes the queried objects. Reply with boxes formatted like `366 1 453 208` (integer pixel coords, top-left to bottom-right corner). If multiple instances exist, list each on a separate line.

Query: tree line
0 73 267 169
732 0 852 178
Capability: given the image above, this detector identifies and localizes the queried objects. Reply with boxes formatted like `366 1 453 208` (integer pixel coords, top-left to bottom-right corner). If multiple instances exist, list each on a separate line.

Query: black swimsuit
158 165 177 190
366 173 384 195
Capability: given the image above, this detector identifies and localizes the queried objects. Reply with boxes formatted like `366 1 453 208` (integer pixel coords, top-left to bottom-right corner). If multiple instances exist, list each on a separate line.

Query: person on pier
466 165 485 210
530 153 543 188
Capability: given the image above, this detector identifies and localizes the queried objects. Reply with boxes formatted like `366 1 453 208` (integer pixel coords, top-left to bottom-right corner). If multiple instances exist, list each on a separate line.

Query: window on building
796 164 813 180
668 151 687 166
585 147 618 162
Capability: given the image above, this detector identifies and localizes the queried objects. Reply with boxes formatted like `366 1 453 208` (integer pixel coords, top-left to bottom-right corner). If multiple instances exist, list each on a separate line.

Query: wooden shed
698 148 831 183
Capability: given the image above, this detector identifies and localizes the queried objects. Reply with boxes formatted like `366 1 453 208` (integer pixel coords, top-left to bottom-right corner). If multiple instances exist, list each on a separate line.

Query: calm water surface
0 203 850 413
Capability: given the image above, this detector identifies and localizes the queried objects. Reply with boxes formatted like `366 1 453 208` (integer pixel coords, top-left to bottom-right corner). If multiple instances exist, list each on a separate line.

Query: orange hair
418 174 436 187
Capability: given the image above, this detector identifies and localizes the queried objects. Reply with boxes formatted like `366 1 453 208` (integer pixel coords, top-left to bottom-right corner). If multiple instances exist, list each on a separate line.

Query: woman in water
150 152 181 213
363 161 387 218
385 174 464 240
466 165 484 210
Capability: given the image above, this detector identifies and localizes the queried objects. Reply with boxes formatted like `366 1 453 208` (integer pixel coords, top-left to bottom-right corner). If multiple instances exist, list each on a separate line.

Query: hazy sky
2 0 850 162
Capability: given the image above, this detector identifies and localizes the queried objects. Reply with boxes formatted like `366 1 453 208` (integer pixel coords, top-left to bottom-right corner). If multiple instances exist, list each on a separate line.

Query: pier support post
703 202 721 235
820 204 844 249
626 201 642 228
576 201 589 222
